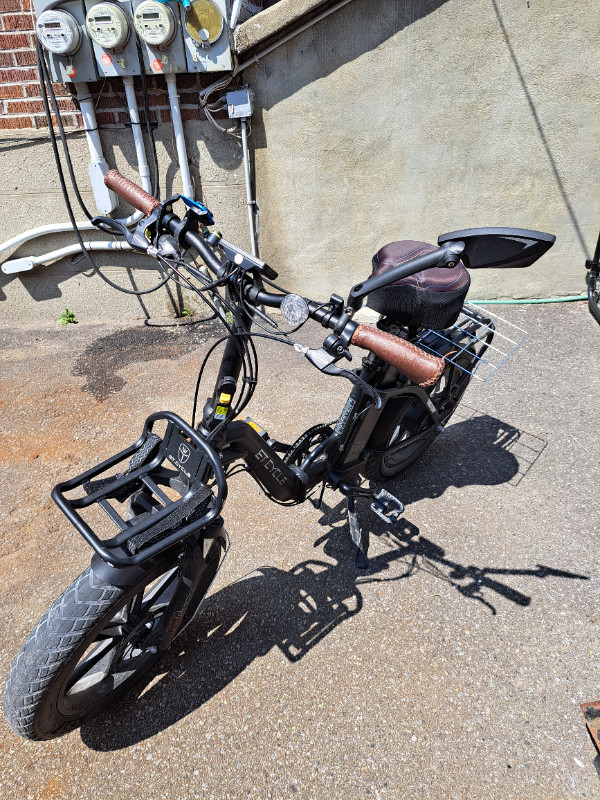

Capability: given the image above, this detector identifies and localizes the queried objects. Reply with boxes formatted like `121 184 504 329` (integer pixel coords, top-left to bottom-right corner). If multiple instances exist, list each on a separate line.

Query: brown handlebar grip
104 169 161 216
351 324 445 387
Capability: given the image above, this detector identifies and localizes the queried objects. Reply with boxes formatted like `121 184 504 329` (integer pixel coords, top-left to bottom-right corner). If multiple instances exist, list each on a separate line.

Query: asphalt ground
0 302 598 799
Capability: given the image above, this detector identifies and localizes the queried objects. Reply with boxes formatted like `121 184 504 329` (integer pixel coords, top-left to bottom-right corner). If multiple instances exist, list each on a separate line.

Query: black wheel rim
56 566 181 715
381 356 472 475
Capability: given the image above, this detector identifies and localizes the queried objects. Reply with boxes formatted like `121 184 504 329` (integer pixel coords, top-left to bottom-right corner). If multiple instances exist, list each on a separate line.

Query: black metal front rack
51 412 227 567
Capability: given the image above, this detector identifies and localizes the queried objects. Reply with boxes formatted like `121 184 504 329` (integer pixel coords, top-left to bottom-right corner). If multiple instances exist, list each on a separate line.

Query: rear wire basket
416 304 529 381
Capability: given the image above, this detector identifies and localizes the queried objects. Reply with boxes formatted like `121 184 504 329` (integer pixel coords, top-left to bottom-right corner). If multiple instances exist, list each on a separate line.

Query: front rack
51 412 226 567
416 303 528 382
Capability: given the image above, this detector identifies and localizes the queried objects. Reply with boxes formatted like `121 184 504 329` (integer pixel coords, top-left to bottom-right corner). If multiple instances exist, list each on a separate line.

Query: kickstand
347 495 369 569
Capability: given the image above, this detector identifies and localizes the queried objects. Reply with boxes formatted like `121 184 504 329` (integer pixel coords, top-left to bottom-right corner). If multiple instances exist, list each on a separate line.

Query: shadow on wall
489 0 589 257
247 0 589 259
250 0 452 137
0 249 175 318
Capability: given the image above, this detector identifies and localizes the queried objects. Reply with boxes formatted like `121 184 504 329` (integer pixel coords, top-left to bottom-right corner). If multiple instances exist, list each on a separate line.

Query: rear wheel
588 268 600 324
365 352 474 481
3 537 223 741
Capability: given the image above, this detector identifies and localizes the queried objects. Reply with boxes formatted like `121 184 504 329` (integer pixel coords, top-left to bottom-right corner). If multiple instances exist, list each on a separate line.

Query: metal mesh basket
416 303 529 382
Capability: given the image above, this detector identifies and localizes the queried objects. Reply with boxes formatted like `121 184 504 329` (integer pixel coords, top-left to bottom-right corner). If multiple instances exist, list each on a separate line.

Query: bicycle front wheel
3 537 222 741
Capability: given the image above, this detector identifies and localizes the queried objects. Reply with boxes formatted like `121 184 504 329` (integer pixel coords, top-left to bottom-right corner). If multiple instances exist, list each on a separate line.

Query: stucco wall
0 0 598 321
248 0 599 303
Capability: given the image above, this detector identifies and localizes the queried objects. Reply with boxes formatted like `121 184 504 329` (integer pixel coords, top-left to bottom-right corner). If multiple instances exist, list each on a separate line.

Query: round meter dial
134 0 177 48
36 10 82 55
86 3 131 51
184 0 224 47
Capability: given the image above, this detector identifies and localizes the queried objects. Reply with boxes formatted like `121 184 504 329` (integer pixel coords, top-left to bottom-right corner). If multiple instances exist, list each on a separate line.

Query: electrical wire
133 35 159 198
198 71 246 138
37 41 93 222
36 43 170 296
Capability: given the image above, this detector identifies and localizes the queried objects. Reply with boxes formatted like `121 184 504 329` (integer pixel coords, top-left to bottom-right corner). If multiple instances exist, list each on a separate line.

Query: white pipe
200 0 356 100
118 76 152 227
165 73 194 199
2 240 134 273
240 118 257 256
0 221 97 257
74 82 119 215
122 76 152 195
230 0 242 28
74 82 103 163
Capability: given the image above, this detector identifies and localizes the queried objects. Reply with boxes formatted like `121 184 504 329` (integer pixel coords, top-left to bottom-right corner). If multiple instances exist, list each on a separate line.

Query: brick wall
0 3 211 130
0 0 82 128
88 74 208 128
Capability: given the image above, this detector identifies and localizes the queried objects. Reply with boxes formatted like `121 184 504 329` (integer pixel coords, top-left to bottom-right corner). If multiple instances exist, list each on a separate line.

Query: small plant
58 308 77 326
181 307 192 318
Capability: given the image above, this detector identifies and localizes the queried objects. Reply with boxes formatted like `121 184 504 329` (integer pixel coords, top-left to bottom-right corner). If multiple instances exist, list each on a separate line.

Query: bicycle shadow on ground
80 520 587 751
373 407 548 502
80 414 583 751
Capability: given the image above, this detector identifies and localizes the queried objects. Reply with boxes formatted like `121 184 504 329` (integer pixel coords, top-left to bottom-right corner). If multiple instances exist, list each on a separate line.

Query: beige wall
1 0 598 321
249 0 599 302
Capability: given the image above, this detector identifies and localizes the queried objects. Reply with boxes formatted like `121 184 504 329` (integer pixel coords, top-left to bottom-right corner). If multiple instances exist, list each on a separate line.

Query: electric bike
3 170 555 740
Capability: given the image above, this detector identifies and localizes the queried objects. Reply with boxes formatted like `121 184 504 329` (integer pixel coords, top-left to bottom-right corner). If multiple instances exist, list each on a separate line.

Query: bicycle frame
201 304 477 504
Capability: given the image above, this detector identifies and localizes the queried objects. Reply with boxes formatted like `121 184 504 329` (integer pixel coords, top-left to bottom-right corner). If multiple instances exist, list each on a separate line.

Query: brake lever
91 216 150 253
301 347 383 410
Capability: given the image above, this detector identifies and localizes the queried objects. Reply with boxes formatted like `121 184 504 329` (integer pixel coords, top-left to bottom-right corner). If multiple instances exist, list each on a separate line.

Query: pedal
371 489 404 524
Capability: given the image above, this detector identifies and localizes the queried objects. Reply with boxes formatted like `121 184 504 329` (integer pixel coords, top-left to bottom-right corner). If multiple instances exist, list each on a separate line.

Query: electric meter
86 2 131 50
184 0 224 47
36 9 82 55
133 0 176 48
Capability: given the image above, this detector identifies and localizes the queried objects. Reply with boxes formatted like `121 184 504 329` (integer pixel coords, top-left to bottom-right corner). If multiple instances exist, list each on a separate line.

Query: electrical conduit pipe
75 82 118 214
0 81 154 268
165 73 194 199
2 240 134 274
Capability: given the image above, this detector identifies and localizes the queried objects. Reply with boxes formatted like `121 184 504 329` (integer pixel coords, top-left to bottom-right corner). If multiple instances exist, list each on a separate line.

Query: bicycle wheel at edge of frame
3 536 223 741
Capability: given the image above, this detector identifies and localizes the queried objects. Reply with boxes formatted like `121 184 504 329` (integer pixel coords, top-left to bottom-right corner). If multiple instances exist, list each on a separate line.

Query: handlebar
350 324 445 387
103 170 446 388
105 169 161 217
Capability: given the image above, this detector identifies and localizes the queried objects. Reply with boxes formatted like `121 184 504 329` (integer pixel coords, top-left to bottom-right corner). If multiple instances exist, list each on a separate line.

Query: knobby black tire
3 537 223 741
4 568 131 741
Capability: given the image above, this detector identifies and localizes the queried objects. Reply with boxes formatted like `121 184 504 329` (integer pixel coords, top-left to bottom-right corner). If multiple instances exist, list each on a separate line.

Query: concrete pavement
0 302 598 799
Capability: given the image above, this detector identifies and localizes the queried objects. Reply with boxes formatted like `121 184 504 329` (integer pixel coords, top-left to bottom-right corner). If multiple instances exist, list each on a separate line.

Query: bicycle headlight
281 294 309 326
